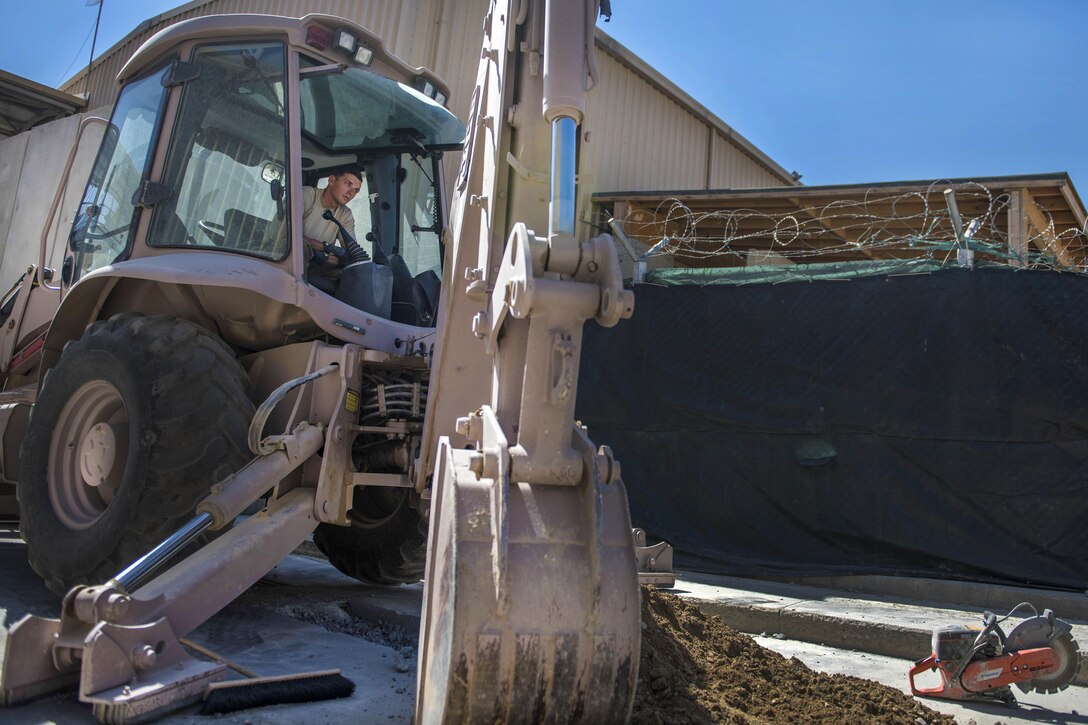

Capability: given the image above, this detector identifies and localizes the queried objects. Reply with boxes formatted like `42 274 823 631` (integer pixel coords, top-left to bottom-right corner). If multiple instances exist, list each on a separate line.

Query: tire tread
20 314 253 593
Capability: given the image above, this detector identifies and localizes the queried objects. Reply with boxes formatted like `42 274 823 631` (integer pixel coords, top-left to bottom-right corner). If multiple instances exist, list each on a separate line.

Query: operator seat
391 267 440 327
223 208 270 254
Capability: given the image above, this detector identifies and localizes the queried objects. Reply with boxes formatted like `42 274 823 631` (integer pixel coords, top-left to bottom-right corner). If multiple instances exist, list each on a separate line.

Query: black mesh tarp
576 266 1088 590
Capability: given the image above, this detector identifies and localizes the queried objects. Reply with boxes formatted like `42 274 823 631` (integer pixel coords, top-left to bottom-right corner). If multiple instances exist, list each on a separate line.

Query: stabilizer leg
0 409 326 718
1 488 319 721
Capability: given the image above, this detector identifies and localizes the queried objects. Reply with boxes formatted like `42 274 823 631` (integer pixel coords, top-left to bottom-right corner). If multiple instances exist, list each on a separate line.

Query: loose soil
634 587 956 724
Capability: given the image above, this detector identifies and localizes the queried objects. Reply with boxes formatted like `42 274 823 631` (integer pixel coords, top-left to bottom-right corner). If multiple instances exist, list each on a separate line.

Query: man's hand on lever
304 235 346 267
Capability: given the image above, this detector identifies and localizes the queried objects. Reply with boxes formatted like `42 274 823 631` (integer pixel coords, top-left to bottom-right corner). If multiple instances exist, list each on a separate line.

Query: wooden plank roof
595 173 1087 270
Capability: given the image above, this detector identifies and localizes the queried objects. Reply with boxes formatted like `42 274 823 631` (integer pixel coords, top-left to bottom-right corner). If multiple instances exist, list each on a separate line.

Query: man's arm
308 207 356 267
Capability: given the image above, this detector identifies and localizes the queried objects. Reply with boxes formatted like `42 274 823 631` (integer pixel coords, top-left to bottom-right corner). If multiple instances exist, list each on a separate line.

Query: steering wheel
197 220 226 246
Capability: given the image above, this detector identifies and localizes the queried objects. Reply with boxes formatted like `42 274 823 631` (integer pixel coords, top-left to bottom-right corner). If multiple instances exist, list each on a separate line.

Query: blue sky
1 0 1085 196
600 1 1087 194
1 1 180 89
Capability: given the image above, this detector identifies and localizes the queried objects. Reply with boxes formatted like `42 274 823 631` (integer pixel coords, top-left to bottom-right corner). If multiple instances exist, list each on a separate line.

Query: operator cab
65 16 465 333
296 53 464 326
299 50 460 325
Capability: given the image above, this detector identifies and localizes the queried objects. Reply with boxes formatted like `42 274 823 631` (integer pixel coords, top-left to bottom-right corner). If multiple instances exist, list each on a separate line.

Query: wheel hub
49 380 129 530
79 423 125 488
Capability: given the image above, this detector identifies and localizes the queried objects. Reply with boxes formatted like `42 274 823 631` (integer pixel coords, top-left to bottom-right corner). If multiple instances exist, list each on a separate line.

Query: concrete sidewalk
673 571 1088 687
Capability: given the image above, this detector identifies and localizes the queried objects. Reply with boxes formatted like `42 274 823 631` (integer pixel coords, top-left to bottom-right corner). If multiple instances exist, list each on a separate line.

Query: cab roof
117 13 451 99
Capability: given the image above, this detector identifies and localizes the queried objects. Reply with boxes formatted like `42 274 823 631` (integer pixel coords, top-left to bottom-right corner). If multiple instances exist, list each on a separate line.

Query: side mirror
262 161 286 205
69 203 100 251
261 161 284 184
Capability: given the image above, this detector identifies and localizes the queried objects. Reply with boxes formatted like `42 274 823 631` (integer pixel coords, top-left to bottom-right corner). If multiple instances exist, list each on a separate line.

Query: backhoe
0 2 644 721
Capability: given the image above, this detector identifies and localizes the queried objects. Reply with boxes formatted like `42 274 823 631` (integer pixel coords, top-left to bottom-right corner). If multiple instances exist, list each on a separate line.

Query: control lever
321 209 387 266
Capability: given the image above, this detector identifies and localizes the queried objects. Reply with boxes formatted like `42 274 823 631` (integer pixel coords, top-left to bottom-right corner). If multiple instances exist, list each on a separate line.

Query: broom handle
179 637 260 679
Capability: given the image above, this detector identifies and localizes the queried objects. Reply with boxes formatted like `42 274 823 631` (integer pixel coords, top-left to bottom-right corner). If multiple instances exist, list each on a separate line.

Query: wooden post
1007 189 1027 267
613 200 629 227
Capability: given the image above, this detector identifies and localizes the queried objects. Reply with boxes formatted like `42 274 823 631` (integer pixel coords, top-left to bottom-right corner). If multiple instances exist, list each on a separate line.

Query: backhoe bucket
416 427 640 724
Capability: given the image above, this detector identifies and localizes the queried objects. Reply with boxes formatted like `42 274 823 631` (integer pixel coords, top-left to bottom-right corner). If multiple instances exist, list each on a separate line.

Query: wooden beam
1007 189 1027 266
1059 182 1087 233
788 197 878 259
630 201 944 262
1022 188 1076 267
593 176 1070 205
612 200 629 227
614 200 696 263
645 195 995 220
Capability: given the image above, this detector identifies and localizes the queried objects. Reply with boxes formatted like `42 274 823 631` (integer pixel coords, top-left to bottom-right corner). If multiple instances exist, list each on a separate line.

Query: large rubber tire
19 314 254 594
312 487 427 585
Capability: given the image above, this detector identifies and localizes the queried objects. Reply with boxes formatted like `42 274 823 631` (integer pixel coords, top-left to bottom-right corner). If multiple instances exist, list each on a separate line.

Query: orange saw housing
910 646 1059 701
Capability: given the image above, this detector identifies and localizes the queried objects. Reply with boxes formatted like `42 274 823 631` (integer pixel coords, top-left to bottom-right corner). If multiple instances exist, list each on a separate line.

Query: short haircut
331 166 364 183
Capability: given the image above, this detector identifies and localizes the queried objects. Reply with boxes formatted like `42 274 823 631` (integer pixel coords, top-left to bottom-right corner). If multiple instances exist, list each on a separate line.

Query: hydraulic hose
249 363 339 456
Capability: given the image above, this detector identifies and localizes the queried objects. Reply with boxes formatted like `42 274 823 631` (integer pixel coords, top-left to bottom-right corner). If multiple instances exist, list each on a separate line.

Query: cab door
65 61 173 287
0 61 173 385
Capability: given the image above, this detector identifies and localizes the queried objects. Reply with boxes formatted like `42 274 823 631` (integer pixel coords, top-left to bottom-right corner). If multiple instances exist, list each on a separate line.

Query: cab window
68 63 171 282
148 42 289 259
397 152 442 277
298 56 464 327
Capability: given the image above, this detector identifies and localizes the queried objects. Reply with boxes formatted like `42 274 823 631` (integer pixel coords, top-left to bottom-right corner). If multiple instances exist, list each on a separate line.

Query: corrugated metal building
59 0 796 196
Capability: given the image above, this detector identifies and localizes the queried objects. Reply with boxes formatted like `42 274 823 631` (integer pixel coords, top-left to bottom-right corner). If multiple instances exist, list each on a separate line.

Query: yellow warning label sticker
345 389 360 414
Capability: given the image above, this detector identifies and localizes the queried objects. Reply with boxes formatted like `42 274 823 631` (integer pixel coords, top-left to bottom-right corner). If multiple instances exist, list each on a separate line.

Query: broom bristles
199 669 355 715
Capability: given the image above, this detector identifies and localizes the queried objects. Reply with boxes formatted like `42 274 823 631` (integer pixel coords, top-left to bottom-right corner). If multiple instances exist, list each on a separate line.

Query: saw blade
1021 632 1081 695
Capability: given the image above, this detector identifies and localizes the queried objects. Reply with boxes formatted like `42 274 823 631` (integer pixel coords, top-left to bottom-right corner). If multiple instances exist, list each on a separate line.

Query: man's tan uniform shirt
302 186 356 246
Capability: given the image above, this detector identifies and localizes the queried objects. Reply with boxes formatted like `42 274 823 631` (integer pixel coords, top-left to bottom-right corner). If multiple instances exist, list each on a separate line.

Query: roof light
415 77 447 103
353 45 374 66
334 29 357 54
305 24 332 51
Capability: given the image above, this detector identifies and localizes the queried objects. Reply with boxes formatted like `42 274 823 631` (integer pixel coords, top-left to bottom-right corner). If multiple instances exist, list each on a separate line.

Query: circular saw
908 603 1082 705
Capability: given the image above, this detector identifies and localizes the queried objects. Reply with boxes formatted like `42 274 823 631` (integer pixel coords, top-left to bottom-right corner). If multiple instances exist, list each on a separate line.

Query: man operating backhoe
301 167 362 292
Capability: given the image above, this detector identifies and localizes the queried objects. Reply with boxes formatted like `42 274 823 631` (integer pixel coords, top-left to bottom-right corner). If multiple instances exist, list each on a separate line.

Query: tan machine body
0 3 659 722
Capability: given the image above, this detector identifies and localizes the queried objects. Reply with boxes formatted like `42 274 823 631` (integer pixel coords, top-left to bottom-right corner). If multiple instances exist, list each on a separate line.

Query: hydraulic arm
415 1 641 721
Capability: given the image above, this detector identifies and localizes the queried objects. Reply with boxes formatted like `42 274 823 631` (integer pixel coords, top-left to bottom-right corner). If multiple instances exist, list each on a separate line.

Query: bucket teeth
417 437 640 724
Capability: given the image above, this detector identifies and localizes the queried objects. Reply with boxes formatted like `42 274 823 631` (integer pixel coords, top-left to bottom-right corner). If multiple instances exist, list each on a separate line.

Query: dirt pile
633 587 955 724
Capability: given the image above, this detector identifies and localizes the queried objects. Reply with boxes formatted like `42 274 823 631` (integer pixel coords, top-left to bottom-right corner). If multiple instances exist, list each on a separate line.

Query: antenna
84 0 104 101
